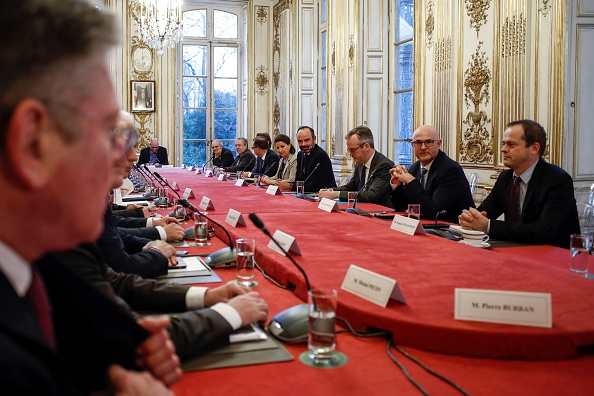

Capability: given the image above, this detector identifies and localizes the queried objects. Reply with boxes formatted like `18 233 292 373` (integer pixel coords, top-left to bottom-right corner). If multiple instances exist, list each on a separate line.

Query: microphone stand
178 199 237 267
202 153 215 173
143 164 169 206
344 171 376 216
295 163 320 199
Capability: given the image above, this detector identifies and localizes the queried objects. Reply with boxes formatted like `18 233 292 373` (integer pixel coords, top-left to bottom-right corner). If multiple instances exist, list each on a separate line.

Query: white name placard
171 181 180 191
268 230 302 256
217 173 227 181
204 170 213 177
317 198 340 213
235 179 247 187
341 264 406 307
113 188 123 205
199 196 215 210
194 168 201 175
390 214 425 235
454 288 552 328
266 185 283 195
225 208 246 227
182 188 195 199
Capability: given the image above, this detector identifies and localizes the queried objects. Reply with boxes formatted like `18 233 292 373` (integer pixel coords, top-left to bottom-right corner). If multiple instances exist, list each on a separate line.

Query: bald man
389 125 474 223
138 138 169 165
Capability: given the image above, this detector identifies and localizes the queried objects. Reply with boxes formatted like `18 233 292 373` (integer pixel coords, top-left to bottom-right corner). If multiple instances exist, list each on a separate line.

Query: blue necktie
420 168 428 189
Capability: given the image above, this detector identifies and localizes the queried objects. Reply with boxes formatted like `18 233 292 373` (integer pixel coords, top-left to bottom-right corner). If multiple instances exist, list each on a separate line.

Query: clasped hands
389 164 416 185
458 208 489 232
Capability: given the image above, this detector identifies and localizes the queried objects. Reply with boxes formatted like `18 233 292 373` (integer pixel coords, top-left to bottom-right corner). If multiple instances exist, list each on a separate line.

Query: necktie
419 167 428 189
25 267 55 347
508 176 522 222
358 165 367 190
278 160 286 179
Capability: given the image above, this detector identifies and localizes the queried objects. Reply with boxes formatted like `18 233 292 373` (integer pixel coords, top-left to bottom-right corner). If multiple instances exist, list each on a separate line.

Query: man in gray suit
318 126 394 207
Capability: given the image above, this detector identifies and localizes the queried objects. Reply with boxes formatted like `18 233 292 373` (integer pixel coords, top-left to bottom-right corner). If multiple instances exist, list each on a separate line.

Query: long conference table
148 168 594 396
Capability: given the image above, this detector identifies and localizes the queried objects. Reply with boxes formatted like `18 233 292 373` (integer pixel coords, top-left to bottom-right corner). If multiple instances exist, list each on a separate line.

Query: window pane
183 10 207 38
213 47 237 78
221 140 236 154
183 109 206 139
321 31 327 67
321 70 327 97
213 10 237 39
321 0 327 24
183 140 207 167
396 0 414 42
394 90 414 165
214 110 237 140
183 45 207 76
394 141 414 166
182 77 207 108
214 79 237 108
395 42 414 90
321 105 327 142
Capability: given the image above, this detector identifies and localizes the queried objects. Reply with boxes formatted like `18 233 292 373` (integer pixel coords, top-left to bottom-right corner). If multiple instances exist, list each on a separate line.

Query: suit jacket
56 245 233 359
294 144 337 192
0 255 147 394
213 147 235 168
391 150 475 223
138 146 169 165
478 158 580 248
114 215 161 240
224 149 256 173
335 151 394 207
265 152 298 184
97 208 168 278
252 149 281 177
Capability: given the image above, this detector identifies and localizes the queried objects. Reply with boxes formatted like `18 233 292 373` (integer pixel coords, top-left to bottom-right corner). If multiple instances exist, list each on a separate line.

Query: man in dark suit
0 0 179 393
277 126 337 192
57 244 269 359
389 125 475 223
212 139 234 168
318 126 394 207
459 119 580 248
245 136 280 178
223 137 256 173
138 138 169 165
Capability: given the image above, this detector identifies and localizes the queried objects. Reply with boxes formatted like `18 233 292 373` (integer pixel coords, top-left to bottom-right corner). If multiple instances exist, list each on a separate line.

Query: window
318 0 328 150
391 0 414 165
179 5 241 167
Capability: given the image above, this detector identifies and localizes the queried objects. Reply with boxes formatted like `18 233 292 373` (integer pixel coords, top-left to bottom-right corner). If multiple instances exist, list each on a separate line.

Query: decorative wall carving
426 1 434 49
501 14 526 58
461 42 493 164
256 6 268 24
348 35 355 71
539 0 551 17
465 0 491 37
332 42 336 75
273 99 280 136
255 66 269 95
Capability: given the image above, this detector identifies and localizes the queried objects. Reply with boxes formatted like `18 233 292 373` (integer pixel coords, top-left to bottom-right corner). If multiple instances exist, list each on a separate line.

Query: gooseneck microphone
434 210 447 227
202 153 215 173
249 213 310 291
238 156 255 176
154 171 181 200
353 171 376 208
344 171 376 217
302 163 320 186
262 161 277 177
178 199 237 267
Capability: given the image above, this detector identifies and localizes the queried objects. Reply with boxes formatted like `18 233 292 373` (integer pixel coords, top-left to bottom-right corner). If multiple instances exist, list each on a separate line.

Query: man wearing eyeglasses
318 126 394 206
212 140 234 168
243 136 280 178
389 125 474 223
138 138 169 165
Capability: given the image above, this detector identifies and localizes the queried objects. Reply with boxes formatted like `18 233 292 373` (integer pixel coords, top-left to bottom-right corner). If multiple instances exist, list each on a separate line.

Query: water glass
158 187 169 208
570 234 592 276
308 288 337 362
236 238 257 287
173 199 186 224
347 191 358 208
193 213 210 246
407 204 421 221
296 181 305 195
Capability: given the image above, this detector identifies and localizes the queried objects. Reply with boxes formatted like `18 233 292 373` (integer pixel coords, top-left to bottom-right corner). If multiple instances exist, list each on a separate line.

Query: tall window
391 0 414 165
318 0 328 150
179 5 242 167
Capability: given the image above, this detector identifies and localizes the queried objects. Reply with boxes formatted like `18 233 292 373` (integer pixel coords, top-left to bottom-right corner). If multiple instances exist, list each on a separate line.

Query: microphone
178 199 237 268
249 213 311 343
202 153 215 173
344 171 376 217
142 164 164 187
154 171 180 200
294 163 321 200
238 156 255 177
261 161 277 177
423 210 449 229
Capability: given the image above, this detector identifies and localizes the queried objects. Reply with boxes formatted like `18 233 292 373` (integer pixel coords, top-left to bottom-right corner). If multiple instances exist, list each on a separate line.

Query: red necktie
25 267 56 347
508 176 522 222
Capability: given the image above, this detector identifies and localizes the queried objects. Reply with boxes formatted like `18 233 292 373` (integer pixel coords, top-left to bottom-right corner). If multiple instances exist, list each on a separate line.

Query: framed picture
131 80 155 112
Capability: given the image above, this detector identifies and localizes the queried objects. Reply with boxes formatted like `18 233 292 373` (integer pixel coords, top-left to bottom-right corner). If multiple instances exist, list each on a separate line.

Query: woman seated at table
261 134 297 187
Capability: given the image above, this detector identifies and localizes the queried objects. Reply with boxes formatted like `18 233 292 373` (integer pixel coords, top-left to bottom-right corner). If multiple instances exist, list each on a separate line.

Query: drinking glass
570 234 592 276
347 191 358 208
158 187 169 208
236 238 257 287
296 181 305 195
193 213 210 246
173 199 186 224
407 204 421 221
308 288 337 363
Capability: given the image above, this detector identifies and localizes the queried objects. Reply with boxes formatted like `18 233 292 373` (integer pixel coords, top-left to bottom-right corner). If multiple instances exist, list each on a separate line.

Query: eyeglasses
346 144 365 154
114 127 139 153
410 139 438 149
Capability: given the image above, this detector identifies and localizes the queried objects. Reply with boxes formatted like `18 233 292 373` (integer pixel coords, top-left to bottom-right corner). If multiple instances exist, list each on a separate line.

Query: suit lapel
521 159 545 217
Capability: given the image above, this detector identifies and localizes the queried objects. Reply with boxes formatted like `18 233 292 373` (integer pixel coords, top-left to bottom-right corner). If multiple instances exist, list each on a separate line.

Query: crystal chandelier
138 0 183 57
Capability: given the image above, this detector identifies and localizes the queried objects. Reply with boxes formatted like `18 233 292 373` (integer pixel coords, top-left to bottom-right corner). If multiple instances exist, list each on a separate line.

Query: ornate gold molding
426 1 434 49
256 6 268 24
332 41 336 75
134 113 153 148
130 37 153 81
465 0 490 37
539 0 551 17
348 35 355 71
501 14 526 58
461 42 493 164
273 98 280 136
255 66 269 96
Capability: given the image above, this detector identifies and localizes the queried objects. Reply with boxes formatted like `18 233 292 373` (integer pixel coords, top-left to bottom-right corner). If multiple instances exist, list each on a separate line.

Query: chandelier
137 0 183 57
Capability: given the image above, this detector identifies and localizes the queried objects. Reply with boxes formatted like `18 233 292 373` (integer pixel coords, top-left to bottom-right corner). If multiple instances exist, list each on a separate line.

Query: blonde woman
262 134 297 187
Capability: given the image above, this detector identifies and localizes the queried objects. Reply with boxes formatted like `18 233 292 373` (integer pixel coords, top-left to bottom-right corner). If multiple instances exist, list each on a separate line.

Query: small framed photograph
131 80 155 112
